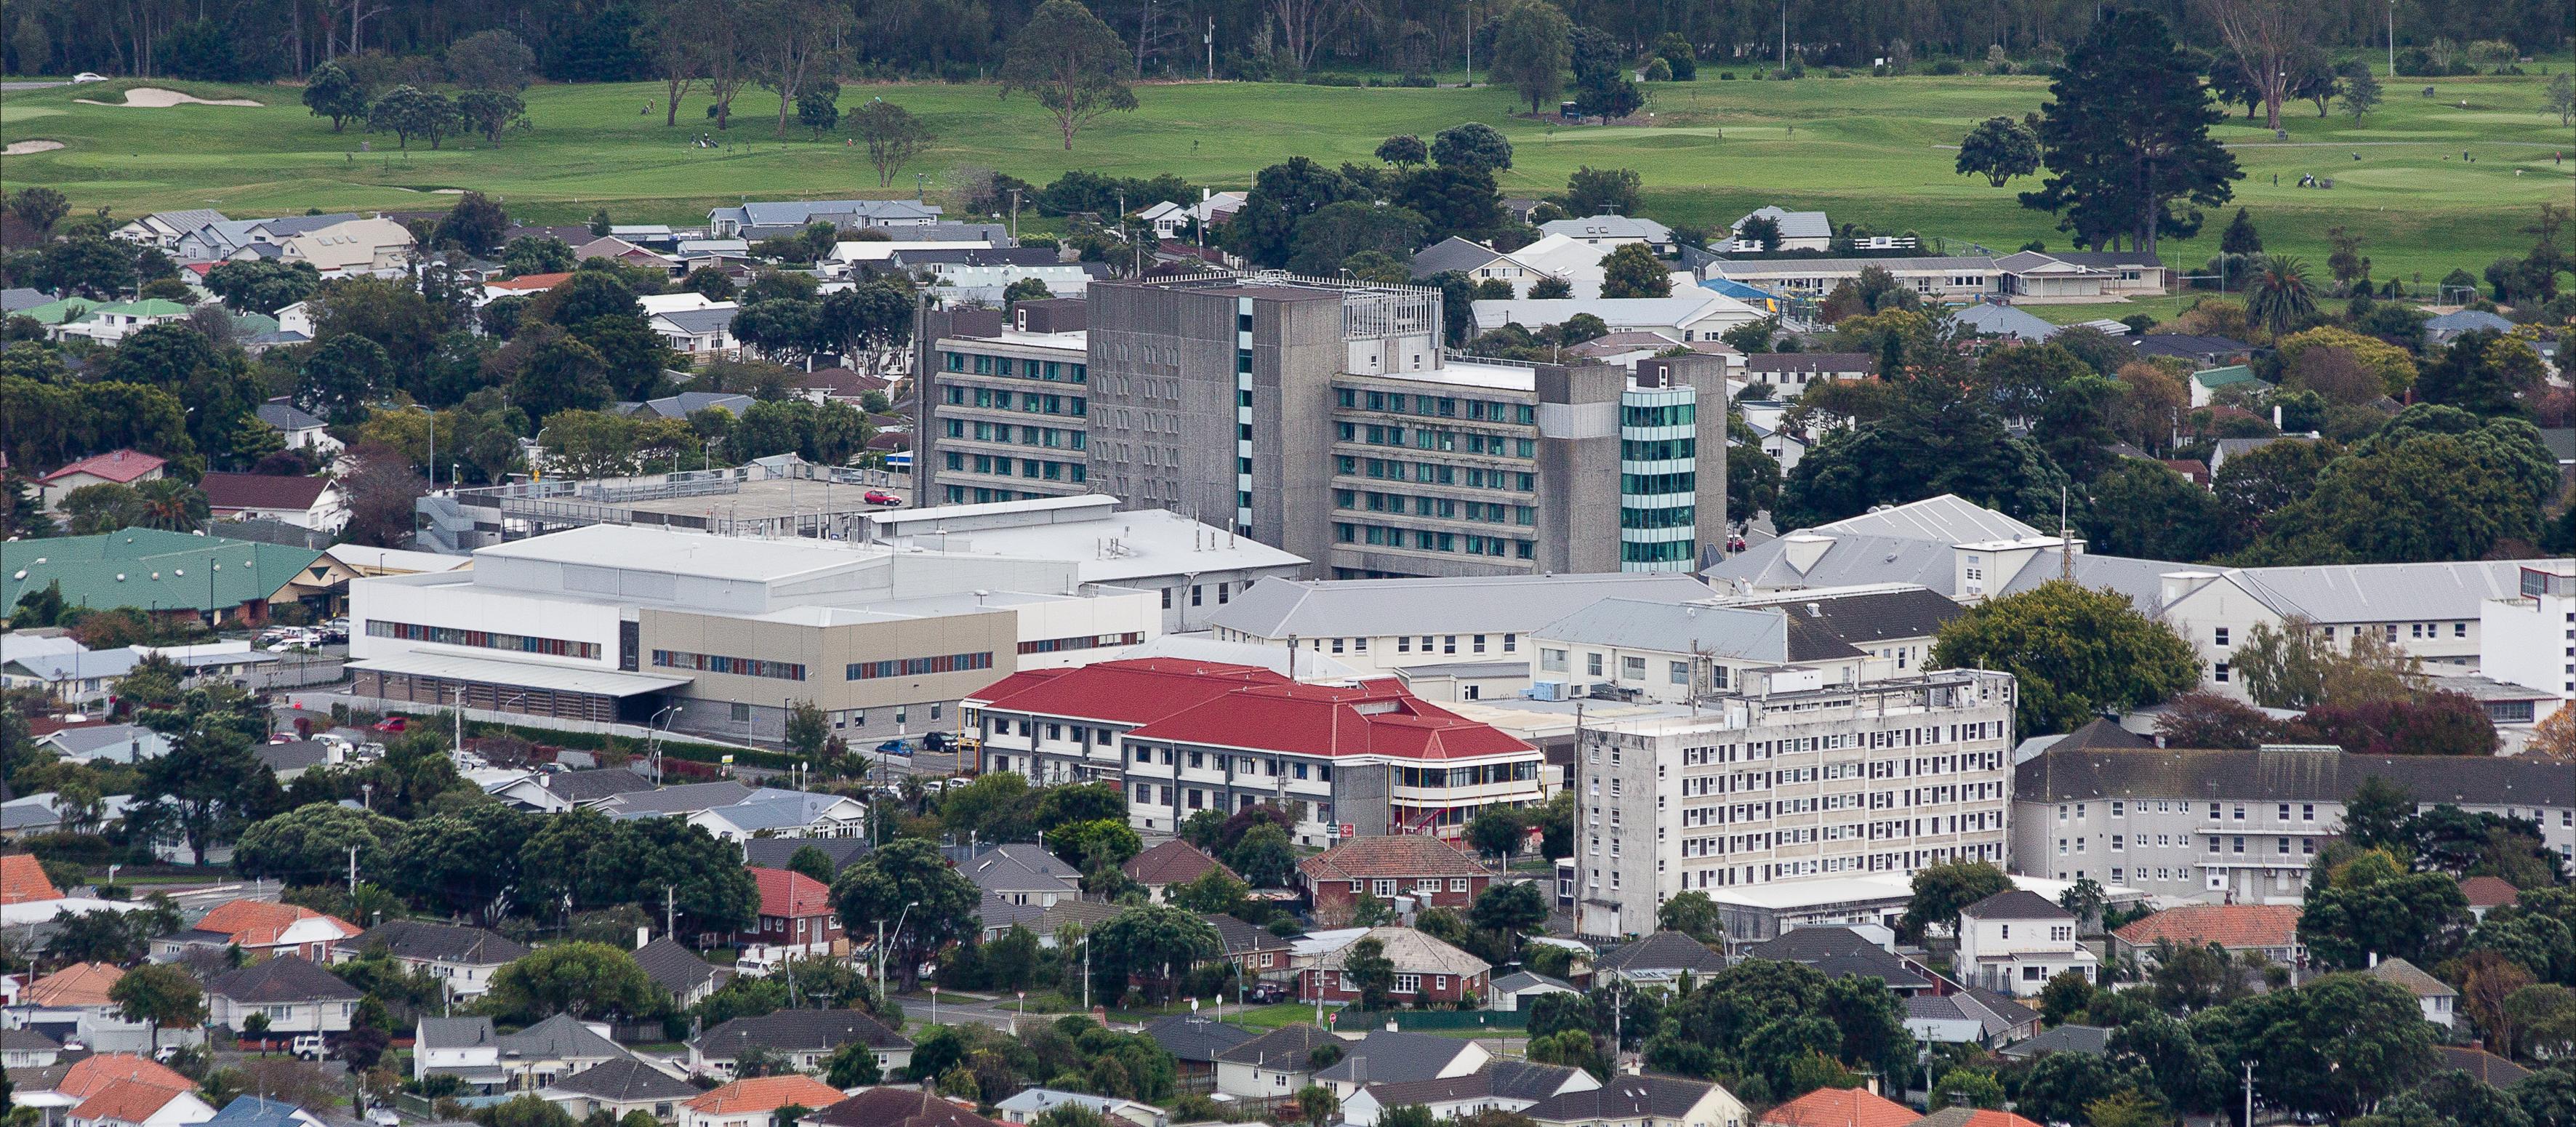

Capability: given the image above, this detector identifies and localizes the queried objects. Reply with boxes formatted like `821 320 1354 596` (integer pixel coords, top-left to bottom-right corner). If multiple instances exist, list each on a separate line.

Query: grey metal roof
1725 587 1965 646
895 247 1058 267
418 1016 497 1049
2015 745 2575 806
254 400 327 432
964 843 1080 890
2051 251 2164 269
1909 987 2039 1040
2132 334 2250 358
1733 207 1831 241
1535 598 1799 662
1991 552 2178 613
730 199 944 228
690 1008 910 1058
1213 1023 1338 1067
1962 889 2073 921
2540 428 2575 463
39 723 159 756
1704 534 1957 593
542 766 659 803
2229 560 2532 623
206 955 361 1003
650 308 741 337
1145 1015 1255 1062
1813 494 2047 543
1409 236 1517 278
545 1058 697 1101
1592 931 1728 975
2425 310 2514 334
1999 1023 2112 1058
499 1014 630 1060
1523 1075 1716 1120
1949 302 2061 341
1210 572 1711 640
1312 1030 1474 1084
1490 970 1577 994
252 213 360 238
1 288 57 313
631 936 723 997
255 740 333 772
351 921 529 965
1714 255 1997 276
1539 214 1673 241
1744 926 1933 990
595 781 760 817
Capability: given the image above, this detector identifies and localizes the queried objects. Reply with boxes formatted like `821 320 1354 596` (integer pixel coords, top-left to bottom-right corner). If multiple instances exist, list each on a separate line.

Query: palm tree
132 478 209 532
2244 254 2317 340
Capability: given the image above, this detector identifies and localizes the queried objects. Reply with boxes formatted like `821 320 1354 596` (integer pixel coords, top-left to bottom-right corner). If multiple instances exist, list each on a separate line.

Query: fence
1331 1008 1527 1032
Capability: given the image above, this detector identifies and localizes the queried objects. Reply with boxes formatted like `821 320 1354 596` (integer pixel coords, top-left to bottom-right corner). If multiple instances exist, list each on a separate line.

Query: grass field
3 68 2568 297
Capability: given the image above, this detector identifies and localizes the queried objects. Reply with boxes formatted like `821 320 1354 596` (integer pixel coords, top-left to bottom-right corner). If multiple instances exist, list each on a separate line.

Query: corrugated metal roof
1209 572 1711 639
344 651 690 697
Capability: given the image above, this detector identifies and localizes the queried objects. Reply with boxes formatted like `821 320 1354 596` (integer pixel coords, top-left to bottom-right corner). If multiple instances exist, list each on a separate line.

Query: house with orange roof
151 899 360 962
36 450 167 510
1760 1086 1918 1127
8 963 206 1055
678 1074 846 1127
34 1055 215 1127
1 852 63 904
1909 1107 2045 1127
2461 875 2520 922
2110 903 2305 968
480 273 575 304
1296 834 1498 920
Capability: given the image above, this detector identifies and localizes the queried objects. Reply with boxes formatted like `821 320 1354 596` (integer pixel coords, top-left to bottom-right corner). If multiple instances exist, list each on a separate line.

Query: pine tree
2220 208 2263 255
2019 10 2241 254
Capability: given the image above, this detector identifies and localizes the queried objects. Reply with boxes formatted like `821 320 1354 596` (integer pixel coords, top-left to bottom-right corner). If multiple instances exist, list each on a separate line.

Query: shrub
1930 59 1965 76
1304 74 1363 87
1718 71 1736 80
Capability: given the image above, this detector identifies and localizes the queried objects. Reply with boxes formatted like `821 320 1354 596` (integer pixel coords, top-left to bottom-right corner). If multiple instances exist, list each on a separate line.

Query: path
0 81 65 91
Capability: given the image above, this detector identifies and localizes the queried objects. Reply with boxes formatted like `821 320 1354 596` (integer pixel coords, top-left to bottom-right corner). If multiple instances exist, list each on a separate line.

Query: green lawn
3 70 2567 290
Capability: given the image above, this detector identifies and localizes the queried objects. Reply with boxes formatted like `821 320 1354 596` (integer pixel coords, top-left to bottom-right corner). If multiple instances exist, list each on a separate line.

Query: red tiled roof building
966 659 1546 849
737 867 844 955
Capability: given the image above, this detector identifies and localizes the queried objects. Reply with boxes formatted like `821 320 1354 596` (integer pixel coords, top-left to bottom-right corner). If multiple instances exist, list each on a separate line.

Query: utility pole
665 886 675 939
1205 17 1215 81
1779 0 1788 73
2242 1060 2255 1127
346 844 358 901
1463 2 1472 87
1008 188 1021 242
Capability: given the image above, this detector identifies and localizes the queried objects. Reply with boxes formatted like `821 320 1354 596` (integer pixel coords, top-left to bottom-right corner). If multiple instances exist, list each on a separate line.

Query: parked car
290 1034 324 1060
371 716 409 734
1245 982 1290 1004
864 490 903 506
874 738 915 757
71 72 106 83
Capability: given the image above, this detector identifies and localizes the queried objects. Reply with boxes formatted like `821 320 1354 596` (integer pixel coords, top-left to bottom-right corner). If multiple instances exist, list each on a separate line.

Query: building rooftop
1760 1085 1917 1127
1299 835 1495 883
2111 904 2301 951
863 497 1306 585
1211 572 1712 641
2016 745 2575 807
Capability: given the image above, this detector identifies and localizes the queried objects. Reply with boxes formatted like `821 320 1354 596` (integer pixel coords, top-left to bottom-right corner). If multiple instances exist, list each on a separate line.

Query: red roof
1297 835 1495 883
193 899 359 946
200 472 332 513
1 853 62 905
39 449 166 485
683 1075 844 1115
967 658 1291 726
2112 904 2301 950
59 1055 195 1100
70 1078 193 1124
2460 875 2521 909
1761 1086 1919 1127
487 271 574 292
749 866 834 919
1126 679 1532 761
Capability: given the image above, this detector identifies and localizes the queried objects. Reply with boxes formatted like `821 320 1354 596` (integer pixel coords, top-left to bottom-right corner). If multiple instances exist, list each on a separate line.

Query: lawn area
2 70 2566 292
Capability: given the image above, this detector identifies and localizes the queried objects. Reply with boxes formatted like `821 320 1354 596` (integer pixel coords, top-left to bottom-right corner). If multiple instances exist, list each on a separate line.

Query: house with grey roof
334 920 528 999
206 956 362 1036
1143 1016 1252 1079
688 1008 912 1078
1908 987 2042 1047
539 1058 700 1122
36 723 172 765
963 843 1083 907
707 199 943 238
1951 301 2062 342
252 398 339 454
1520 1073 1746 1127
620 391 753 422
1311 1030 1488 1099
1743 925 1938 992
1728 206 1833 252
2370 957 2459 1026
991 1089 1163 1127
414 1014 635 1088
1213 1024 1342 1099
1590 931 1728 989
1408 236 1545 294
1998 1022 2111 1059
1 288 58 315
1485 969 1579 1011
1344 1061 1599 1126
1540 214 1675 252
592 781 759 820
689 788 868 843
648 306 743 361
631 934 728 1008
2424 308 2515 344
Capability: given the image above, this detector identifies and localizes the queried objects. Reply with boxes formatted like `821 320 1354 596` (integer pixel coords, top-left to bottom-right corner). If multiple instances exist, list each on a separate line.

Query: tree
7 186 70 235
2154 691 2280 748
2191 974 2436 1120
367 86 461 151
2079 460 2235 562
233 803 402 887
1342 937 1398 1010
1488 0 1573 113
2020 11 2239 255
204 260 321 316
1285 201 1427 277
823 1038 883 1087
1376 135 1428 170
296 334 391 425
1657 891 1724 944
1294 1086 1339 1127
391 803 534 922
2220 208 2263 255
1569 27 1641 119
2200 0 2315 132
128 723 274 867
2420 331 2546 419
1000 0 1138 151
2300 863 2473 969
2292 694 2499 758
1088 905 1220 1006
456 90 528 145
1955 116 2040 188
1528 1029 1608 1079
2339 61 2383 121
1227 158 1364 270
2242 418 2551 565
833 838 980 991
435 191 511 258
448 28 535 91
1465 808 1524 869
1432 123 1513 174
784 845 838 887
302 60 370 132
110 963 205 1053
1045 818 1142 873
2244 254 2318 340
1599 244 1671 299
1394 166 1506 246
1899 861 2010 942
850 100 934 188
2039 971 2096 1025
1930 580 2200 735
2551 73 2576 127
486 942 659 1022
1469 881 1549 943
795 80 841 140
336 444 427 548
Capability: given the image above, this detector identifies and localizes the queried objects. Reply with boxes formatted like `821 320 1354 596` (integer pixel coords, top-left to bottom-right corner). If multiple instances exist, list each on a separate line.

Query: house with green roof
1 529 327 627
11 296 102 327
53 299 193 345
2186 364 2271 409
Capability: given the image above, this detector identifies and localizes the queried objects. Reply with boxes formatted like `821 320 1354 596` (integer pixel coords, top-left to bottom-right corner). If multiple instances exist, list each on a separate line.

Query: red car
864 490 903 506
371 716 409 734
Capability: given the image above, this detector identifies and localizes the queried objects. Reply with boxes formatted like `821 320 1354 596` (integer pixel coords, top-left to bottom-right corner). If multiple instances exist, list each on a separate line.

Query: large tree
1488 0 1573 114
1930 580 2199 735
1956 116 2041 188
832 838 980 991
110 964 206 1053
486 942 659 1022
850 100 935 188
1088 905 1221 1005
999 0 1137 151
128 721 277 868
2188 974 2436 1120
233 803 403 887
2199 0 2314 132
2019 10 2240 254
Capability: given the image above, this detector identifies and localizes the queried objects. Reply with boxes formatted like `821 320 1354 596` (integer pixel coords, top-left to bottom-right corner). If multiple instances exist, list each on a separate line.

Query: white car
71 72 106 83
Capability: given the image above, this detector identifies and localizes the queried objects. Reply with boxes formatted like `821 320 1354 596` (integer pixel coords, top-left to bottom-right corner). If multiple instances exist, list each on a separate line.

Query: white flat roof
326 544 473 573
348 651 691 697
1709 873 2142 911
473 525 891 584
881 506 1304 584
936 328 1087 353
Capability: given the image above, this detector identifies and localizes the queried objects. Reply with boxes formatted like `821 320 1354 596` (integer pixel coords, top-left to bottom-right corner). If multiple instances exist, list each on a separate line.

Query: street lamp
878 900 919 1002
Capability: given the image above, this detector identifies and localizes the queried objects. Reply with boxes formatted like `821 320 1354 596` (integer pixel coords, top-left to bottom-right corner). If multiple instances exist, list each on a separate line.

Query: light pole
878 900 918 1002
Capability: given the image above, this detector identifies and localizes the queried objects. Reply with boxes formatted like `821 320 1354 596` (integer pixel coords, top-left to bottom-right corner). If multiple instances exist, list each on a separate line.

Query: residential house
737 867 845 958
3 1026 64 1067
1214 1023 1343 1099
7 962 204 1055
1758 1086 1917 1127
235 216 414 278
1706 256 1998 305
539 1059 702 1123
651 305 744 361
2432 1046 2534 1088
1205 913 1294 982
678 1075 848 1127
0 286 56 314
2188 364 2271 407
689 790 870 843
1469 292 1762 345
497 1014 635 1089
739 837 872 875
1996 1024 2112 1061
1950 302 2061 342
1341 1061 1599 1126
254 739 341 782
39 723 174 765
2425 308 2516 345
1520 1074 1747 1127
1741 926 1938 994
414 1016 506 1088
2132 334 2253 369
1123 840 1235 904
964 843 1083 908
334 920 529 1000
481 273 574 303
116 210 232 249
1297 836 1498 921
1143 1016 1252 1085
1904 988 2041 1048
2370 957 2457 1027
707 200 944 239
1302 926 1492 1007
633 934 729 1008
803 1088 1000 1127
252 400 340 454
37 450 167 510
155 900 361 962
976 894 1123 944
1954 891 2097 997
1991 250 2169 300
55 1057 216 1127
203 956 361 1035
2108 905 2303 967
1312 1030 1488 1099
1590 931 1730 990
1485 969 1579 1011
992 1090 1163 1127
1910 1107 2044 1127
52 300 192 345
1728 207 1833 253
1746 353 1874 398
590 782 761 822
1539 215 1675 253
1409 237 1544 294
200 473 347 533
688 1008 914 1078
2462 876 2520 923
197 1096 333 1127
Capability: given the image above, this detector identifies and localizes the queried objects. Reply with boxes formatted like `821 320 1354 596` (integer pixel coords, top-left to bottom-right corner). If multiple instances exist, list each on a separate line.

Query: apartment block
1506 668 2018 938
2013 745 2576 905
910 273 1728 581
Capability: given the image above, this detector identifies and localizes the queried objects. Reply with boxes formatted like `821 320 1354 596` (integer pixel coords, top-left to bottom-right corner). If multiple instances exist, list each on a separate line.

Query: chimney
2369 952 2380 968
1780 533 1834 574
636 926 651 950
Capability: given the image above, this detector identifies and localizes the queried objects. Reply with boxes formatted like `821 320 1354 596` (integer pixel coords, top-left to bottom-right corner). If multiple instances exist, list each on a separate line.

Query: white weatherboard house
1954 889 2098 997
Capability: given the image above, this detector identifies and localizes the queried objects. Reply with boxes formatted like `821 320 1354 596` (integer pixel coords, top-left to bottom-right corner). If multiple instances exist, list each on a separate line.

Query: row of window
945 350 1087 383
1337 422 1537 459
1335 523 1533 558
368 620 600 660
651 649 808 681
1620 402 1696 428
1335 387 1537 425
1019 633 1144 654
944 419 1088 450
1618 503 1696 531
1620 470 1698 497
848 651 995 680
942 486 1054 505
1621 539 1696 564
944 385 1087 416
1339 455 1536 492
1619 437 1694 462
942 452 1088 483
1334 490 1536 526
1397 763 1541 788
1310 633 1519 657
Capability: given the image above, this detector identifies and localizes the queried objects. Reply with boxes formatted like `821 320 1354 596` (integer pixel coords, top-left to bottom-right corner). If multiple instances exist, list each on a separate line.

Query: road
0 81 65 91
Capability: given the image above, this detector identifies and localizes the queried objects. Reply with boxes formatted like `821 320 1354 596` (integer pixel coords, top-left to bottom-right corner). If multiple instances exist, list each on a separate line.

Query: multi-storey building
910 274 1728 581
2013 745 2576 905
1544 667 2017 938
963 657 1546 845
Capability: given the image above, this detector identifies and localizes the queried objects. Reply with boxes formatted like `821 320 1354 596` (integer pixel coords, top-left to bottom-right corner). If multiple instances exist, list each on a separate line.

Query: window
2214 662 2230 683
1373 879 1397 897
848 651 995 679
1621 656 1647 679
1394 974 1421 994
1670 661 1690 686
1449 878 1469 891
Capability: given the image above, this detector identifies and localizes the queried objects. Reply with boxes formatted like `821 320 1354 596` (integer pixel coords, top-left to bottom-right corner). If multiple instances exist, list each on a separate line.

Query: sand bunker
3 140 64 155
76 87 263 108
